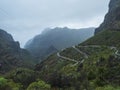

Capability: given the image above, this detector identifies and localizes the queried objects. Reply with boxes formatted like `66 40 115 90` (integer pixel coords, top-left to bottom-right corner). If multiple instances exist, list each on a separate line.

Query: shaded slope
0 29 35 73
25 27 95 61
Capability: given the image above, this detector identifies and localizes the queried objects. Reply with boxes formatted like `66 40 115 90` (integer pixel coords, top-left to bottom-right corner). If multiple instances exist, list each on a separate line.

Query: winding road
78 45 120 56
57 45 120 66
57 46 89 65
57 52 78 63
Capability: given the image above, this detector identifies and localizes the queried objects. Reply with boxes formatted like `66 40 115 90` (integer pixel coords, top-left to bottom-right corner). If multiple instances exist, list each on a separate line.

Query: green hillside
34 45 120 90
82 30 120 47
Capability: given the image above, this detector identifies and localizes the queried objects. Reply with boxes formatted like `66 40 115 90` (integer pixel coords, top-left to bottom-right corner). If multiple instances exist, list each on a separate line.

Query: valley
0 0 120 90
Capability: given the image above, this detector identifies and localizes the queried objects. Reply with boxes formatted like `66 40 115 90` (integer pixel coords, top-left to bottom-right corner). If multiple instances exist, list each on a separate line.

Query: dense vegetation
1 44 120 90
33 45 120 90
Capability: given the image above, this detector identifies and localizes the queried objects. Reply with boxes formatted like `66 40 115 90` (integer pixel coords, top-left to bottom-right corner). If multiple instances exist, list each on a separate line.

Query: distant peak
53 27 69 30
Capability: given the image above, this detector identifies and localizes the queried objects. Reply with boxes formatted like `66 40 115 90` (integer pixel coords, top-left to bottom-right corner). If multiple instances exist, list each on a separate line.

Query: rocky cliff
95 0 120 34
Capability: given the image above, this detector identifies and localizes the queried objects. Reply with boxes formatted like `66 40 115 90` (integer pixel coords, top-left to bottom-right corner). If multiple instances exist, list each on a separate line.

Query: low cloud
0 0 110 47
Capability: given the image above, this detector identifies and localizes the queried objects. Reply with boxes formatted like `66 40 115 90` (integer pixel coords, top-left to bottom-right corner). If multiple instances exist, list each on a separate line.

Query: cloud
0 0 110 47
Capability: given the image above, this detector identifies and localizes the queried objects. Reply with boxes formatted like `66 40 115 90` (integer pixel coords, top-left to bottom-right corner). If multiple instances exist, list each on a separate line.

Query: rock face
0 29 34 73
25 27 95 61
95 0 120 34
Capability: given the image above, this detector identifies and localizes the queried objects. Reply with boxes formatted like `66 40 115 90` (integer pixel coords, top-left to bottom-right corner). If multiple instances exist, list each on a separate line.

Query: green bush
6 68 37 88
0 77 7 87
7 80 23 90
95 85 120 90
0 77 22 90
27 80 51 90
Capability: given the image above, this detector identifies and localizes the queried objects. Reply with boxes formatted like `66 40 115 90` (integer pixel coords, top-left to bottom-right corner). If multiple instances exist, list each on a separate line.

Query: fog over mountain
0 0 109 47
25 27 95 61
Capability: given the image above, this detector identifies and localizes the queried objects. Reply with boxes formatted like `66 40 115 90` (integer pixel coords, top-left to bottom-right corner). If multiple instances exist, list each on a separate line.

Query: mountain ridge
25 27 95 61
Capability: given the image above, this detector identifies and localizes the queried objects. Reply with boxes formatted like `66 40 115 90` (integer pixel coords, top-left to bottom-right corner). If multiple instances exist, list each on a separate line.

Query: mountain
25 27 95 61
95 0 120 34
34 0 120 90
0 29 35 73
82 0 120 47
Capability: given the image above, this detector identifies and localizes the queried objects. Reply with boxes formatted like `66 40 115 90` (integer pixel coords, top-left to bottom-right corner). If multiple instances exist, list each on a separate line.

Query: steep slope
95 0 120 33
0 29 35 73
25 27 95 61
34 0 120 90
83 0 120 47
35 45 117 90
82 30 120 47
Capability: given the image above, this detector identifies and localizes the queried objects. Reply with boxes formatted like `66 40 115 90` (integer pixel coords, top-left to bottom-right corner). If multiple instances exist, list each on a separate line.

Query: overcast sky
0 0 110 47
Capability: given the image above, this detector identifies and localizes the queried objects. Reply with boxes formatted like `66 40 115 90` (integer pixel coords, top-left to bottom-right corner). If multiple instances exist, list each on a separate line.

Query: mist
0 0 110 47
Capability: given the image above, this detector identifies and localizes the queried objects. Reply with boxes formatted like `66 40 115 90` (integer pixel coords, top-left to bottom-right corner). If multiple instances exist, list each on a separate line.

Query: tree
27 80 51 90
0 77 7 88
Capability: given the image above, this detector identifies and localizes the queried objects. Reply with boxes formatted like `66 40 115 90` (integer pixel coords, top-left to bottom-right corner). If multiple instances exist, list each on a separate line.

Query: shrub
27 80 51 90
7 80 23 90
6 68 37 88
0 77 22 90
0 77 7 87
95 85 120 90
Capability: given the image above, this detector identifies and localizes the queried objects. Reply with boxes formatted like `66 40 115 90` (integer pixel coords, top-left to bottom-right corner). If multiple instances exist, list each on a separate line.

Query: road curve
57 46 89 65
57 52 78 63
72 46 88 59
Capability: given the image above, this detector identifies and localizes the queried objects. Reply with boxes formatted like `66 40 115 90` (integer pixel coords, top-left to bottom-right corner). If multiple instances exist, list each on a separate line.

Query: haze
0 0 110 47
